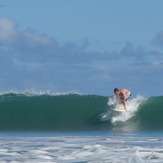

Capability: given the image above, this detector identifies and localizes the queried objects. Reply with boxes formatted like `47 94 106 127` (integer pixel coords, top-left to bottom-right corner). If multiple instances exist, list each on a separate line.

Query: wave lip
0 89 83 96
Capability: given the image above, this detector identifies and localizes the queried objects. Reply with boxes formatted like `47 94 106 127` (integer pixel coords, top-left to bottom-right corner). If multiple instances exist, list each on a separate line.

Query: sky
0 0 163 96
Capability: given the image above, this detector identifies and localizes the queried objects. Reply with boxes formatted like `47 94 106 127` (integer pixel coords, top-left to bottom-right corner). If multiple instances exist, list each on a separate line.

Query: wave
0 92 162 131
0 93 107 131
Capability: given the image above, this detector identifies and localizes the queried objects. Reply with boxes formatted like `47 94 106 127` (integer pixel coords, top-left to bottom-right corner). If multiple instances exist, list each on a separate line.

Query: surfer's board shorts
125 92 131 101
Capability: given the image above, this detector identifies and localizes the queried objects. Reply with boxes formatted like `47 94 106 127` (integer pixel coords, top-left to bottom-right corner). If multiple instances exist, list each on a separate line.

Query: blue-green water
0 93 162 162
0 93 162 131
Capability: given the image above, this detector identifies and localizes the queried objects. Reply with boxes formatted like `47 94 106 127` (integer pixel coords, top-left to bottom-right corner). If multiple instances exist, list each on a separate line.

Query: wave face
0 93 162 131
0 93 107 131
135 96 163 130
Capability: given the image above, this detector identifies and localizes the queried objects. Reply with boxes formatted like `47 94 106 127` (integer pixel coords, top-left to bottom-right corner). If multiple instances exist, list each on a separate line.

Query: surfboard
110 108 126 112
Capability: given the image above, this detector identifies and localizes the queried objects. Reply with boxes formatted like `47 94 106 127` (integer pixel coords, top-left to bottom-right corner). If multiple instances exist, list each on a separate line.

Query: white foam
112 95 145 123
131 150 145 163
101 95 146 124
0 134 162 162
0 89 83 96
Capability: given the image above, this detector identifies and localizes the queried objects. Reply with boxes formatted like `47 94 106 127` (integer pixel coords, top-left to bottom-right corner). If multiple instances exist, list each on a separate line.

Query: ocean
0 92 162 162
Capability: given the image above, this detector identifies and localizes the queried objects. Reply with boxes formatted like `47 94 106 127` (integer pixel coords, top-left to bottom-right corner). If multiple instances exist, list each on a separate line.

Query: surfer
114 88 131 110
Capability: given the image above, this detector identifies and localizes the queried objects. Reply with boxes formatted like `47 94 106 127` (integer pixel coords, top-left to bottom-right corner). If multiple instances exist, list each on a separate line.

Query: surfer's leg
120 97 126 110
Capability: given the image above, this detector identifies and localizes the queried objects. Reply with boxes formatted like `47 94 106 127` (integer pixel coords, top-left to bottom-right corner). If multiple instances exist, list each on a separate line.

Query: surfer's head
114 88 119 94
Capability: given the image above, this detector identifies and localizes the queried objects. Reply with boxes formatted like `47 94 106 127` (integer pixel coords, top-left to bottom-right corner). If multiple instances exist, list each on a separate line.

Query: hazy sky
0 0 163 96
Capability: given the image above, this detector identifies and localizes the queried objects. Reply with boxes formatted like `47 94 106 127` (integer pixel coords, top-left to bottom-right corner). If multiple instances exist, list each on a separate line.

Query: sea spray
100 95 145 124
111 95 145 124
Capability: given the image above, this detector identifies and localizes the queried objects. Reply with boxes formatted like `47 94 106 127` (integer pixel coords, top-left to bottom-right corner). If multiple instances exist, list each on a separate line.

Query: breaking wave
0 92 162 131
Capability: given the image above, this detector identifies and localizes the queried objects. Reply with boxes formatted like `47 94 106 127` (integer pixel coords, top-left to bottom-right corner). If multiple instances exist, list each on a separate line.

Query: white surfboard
110 108 126 112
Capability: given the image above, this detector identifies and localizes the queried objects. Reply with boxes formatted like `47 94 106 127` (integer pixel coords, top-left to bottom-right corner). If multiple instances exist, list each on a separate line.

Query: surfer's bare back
114 88 131 110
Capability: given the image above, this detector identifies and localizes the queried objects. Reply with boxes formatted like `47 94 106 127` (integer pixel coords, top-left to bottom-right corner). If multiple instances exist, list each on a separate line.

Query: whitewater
0 132 162 163
0 91 162 162
100 95 146 130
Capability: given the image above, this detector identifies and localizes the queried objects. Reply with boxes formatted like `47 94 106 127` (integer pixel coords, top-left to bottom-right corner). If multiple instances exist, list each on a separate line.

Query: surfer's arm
121 99 126 110
115 95 119 105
